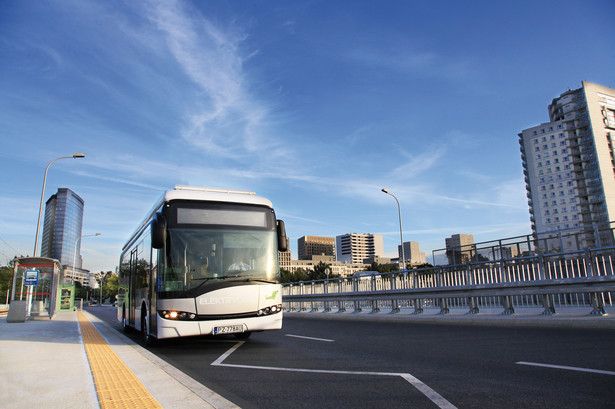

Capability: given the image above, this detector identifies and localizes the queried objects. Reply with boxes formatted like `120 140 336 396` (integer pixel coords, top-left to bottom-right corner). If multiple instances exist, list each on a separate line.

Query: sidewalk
0 310 238 409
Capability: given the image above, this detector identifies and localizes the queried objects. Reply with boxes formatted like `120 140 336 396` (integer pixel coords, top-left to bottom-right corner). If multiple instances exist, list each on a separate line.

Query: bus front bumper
156 312 283 339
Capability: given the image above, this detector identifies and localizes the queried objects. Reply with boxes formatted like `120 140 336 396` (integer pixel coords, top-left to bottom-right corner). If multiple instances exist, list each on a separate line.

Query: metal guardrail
282 247 615 316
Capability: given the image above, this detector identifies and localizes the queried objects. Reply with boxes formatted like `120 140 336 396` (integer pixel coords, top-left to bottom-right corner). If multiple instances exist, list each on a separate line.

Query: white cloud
144 0 281 161
344 45 473 80
389 146 447 179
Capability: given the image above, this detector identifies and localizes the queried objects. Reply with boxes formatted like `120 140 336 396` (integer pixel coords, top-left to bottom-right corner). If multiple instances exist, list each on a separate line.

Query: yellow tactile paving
77 311 163 409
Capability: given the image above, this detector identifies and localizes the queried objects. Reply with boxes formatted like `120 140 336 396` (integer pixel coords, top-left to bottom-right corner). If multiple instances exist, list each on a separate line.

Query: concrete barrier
7 300 27 323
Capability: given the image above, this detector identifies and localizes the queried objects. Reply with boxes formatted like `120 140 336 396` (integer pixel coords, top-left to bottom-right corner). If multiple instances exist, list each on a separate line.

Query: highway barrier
282 247 615 316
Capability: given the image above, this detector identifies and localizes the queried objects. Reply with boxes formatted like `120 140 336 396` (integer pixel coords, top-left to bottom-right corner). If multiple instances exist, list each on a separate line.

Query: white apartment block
519 81 615 250
335 233 384 264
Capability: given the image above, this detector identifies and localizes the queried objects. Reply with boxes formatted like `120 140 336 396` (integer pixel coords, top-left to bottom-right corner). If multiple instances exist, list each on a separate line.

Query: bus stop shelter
7 257 72 322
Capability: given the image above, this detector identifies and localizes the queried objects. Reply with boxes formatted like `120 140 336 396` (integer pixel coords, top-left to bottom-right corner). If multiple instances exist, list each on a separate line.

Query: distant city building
519 81 615 250
398 241 426 266
445 234 475 265
40 188 88 284
363 256 391 265
285 257 369 277
278 249 292 270
297 236 336 260
335 233 383 264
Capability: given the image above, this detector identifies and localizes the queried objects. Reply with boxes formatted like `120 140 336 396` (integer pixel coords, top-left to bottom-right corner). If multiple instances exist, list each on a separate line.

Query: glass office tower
40 188 84 267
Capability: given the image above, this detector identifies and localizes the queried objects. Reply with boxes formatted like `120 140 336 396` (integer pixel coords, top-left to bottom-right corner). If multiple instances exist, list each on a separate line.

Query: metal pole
382 189 405 272
73 233 101 282
99 274 103 305
30 153 84 316
33 153 85 257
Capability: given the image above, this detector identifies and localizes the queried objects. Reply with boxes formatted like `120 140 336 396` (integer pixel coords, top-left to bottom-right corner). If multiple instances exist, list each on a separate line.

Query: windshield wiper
245 278 277 284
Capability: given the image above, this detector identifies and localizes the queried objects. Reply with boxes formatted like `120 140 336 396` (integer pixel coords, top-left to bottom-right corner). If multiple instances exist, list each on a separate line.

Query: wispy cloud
145 0 281 161
344 46 473 80
389 146 447 179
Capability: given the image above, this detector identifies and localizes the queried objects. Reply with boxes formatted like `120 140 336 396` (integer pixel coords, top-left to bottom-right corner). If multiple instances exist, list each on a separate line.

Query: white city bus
117 185 288 345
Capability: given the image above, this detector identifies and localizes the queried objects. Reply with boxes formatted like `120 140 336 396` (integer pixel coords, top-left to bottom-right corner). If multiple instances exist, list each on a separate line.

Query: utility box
57 278 76 311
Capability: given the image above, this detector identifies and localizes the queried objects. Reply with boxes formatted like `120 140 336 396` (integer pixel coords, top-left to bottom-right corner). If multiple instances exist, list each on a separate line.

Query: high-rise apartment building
297 236 336 260
335 233 383 264
445 234 475 265
519 81 615 250
398 241 426 265
41 187 84 269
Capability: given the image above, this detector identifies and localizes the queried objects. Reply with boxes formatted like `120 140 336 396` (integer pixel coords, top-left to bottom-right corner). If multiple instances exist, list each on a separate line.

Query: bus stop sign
24 269 39 286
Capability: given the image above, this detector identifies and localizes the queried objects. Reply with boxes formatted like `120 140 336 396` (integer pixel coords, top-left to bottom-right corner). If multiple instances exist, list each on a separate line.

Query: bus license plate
213 325 244 335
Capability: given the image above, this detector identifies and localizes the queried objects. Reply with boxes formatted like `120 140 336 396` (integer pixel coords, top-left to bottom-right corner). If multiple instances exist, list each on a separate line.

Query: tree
309 261 336 281
365 262 397 274
0 265 14 304
279 267 311 283
74 280 88 300
102 272 118 302
410 263 433 270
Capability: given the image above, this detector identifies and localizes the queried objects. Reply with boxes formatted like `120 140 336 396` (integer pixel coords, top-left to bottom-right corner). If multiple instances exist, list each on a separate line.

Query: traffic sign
24 270 39 286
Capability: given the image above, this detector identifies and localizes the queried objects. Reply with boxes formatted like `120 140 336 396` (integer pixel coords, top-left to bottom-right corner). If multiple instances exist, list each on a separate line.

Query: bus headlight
257 304 282 316
159 310 197 320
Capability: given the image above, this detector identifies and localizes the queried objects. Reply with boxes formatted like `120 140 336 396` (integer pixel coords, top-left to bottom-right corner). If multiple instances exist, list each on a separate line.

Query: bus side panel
117 253 130 324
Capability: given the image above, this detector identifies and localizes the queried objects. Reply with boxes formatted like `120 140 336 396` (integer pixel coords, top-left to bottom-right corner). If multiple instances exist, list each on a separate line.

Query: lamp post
33 153 85 256
73 233 101 281
28 153 84 317
381 188 405 272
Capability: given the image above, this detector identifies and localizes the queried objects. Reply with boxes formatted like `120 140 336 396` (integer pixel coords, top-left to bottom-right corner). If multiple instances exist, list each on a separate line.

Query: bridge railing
281 247 615 316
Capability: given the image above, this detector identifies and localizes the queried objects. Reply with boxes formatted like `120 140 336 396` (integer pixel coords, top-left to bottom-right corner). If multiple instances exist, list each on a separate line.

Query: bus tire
234 331 252 340
141 306 157 347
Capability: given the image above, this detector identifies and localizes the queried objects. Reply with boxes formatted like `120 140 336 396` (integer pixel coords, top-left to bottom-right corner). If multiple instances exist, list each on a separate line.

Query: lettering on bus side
199 297 250 305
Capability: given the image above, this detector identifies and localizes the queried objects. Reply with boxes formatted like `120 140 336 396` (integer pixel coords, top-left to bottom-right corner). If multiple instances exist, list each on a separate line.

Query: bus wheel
141 308 157 347
234 331 252 340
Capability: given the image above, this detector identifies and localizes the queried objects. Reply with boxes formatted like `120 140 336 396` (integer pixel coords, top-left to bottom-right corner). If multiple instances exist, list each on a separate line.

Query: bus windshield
157 227 279 298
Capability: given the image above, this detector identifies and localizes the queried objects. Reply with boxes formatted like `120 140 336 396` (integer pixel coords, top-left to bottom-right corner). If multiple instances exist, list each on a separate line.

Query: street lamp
73 233 101 280
33 153 86 256
381 188 406 272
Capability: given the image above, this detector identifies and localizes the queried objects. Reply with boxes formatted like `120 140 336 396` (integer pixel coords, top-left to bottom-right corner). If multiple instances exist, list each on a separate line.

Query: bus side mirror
277 219 288 252
151 212 167 249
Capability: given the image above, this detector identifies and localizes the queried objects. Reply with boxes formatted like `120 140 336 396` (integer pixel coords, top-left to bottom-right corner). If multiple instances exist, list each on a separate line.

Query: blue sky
1 0 613 272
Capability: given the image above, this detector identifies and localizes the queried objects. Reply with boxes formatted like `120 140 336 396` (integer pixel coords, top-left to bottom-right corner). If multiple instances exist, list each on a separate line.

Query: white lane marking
399 374 457 409
285 334 334 342
213 342 457 409
211 341 244 366
516 361 615 376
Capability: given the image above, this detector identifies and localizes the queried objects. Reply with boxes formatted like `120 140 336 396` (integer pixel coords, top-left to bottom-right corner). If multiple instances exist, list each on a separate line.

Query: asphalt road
87 306 615 409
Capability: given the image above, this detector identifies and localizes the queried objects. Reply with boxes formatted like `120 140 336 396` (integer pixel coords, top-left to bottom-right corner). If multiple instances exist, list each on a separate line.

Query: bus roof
163 185 273 208
121 186 274 252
